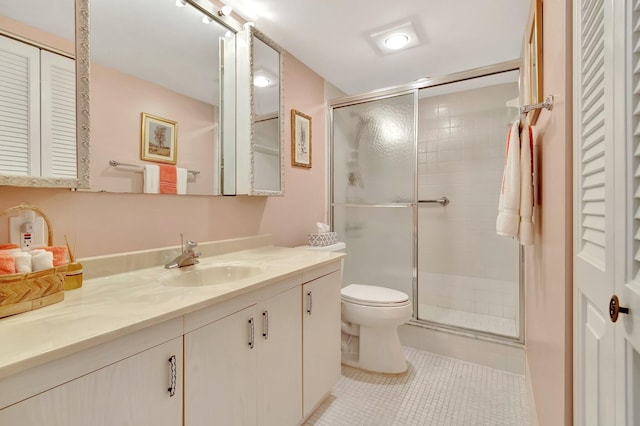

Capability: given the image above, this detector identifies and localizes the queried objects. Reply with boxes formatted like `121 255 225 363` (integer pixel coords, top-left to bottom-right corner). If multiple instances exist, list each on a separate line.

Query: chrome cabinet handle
306 291 313 315
168 355 177 397
248 317 255 349
262 310 269 339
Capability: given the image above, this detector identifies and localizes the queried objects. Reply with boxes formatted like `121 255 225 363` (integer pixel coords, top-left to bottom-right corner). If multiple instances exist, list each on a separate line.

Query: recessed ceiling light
384 33 409 50
254 75 271 87
369 21 421 55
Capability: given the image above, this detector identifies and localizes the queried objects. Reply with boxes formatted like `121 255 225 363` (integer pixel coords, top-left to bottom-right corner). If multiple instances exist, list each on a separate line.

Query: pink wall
90 63 216 195
257 53 328 247
524 0 573 424
0 53 328 258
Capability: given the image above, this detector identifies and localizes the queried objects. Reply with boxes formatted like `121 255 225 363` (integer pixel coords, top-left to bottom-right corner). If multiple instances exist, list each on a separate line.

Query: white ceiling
1 0 530 100
223 0 531 95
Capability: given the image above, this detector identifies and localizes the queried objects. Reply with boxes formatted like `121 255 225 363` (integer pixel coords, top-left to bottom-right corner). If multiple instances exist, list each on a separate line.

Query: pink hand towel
0 254 16 274
159 164 177 194
519 124 534 245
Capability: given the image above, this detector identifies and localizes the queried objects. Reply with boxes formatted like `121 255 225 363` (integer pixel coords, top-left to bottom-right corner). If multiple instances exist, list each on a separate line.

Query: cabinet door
302 271 342 417
0 337 183 425
257 286 302 426
184 304 257 426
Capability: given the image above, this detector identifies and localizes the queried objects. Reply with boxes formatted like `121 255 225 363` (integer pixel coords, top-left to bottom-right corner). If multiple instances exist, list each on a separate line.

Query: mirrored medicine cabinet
230 25 284 196
0 0 90 189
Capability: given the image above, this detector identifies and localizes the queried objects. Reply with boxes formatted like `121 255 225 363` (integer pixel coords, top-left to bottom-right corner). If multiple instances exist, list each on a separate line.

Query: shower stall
331 61 523 341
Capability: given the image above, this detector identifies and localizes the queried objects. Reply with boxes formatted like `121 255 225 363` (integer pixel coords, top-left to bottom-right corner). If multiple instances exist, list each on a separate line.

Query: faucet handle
185 240 198 250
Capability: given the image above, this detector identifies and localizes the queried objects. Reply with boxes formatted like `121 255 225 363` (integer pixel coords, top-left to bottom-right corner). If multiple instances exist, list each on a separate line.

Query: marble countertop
0 243 344 380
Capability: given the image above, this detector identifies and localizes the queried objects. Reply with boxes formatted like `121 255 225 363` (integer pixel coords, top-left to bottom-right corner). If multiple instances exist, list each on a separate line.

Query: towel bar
109 160 200 177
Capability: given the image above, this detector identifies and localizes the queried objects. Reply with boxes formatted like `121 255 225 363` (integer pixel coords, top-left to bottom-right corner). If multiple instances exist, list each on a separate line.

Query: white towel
519 123 534 245
143 164 160 194
31 251 53 272
496 120 521 238
177 167 188 195
14 252 32 273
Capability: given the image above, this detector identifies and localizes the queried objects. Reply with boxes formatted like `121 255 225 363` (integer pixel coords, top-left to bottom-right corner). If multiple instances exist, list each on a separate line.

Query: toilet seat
341 284 410 307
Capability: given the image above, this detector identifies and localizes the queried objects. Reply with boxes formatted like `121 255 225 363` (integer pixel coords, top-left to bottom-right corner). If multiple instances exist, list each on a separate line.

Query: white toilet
301 242 412 374
341 284 412 374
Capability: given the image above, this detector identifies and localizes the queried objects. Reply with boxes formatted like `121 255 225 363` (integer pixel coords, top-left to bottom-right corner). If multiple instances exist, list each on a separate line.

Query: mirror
0 0 90 189
234 26 284 196
89 0 237 195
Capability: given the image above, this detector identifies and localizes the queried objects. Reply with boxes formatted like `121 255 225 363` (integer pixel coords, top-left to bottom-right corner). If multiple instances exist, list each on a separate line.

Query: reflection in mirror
90 0 236 195
234 27 284 196
0 0 90 189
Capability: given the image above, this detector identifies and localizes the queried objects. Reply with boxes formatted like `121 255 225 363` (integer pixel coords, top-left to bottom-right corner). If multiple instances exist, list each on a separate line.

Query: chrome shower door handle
418 197 450 206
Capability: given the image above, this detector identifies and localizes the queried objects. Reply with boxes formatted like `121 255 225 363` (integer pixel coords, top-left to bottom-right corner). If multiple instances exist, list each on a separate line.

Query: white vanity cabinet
302 269 342 417
184 281 302 426
0 337 183 425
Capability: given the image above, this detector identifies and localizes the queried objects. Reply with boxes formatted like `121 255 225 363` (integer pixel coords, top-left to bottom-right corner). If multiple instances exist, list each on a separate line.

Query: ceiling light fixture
369 21 421 55
202 15 213 24
243 21 256 30
218 5 233 16
175 0 186 7
384 33 410 50
254 75 271 87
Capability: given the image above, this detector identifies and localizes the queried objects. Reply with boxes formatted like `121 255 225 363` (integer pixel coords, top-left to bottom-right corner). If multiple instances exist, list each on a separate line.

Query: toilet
301 242 412 374
341 284 412 374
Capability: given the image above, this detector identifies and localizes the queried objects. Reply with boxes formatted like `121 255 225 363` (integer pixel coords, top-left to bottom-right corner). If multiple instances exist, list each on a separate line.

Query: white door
575 0 640 424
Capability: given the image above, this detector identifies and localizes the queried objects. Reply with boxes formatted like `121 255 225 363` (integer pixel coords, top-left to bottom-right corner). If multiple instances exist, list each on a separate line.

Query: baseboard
525 355 539 426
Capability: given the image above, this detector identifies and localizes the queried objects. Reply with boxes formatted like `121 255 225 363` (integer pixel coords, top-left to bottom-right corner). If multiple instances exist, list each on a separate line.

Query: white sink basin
160 264 264 287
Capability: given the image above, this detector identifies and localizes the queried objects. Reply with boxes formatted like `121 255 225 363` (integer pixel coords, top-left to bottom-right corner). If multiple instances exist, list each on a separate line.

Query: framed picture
141 112 177 164
291 109 312 168
524 0 543 125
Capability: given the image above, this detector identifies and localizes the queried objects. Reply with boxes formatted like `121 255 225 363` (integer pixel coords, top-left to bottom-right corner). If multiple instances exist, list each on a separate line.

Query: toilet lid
341 284 410 307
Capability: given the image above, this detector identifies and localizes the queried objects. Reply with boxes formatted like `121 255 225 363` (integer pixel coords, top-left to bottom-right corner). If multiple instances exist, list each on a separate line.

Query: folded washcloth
0 254 16 274
42 246 69 267
14 252 32 273
32 251 53 272
159 164 177 194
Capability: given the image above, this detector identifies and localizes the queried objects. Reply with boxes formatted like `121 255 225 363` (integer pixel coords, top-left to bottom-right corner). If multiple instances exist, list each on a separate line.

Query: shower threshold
418 303 518 338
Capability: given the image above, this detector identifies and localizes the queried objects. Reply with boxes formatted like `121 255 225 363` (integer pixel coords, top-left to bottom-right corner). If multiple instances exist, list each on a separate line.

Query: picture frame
524 0 543 125
141 112 177 164
291 109 312 168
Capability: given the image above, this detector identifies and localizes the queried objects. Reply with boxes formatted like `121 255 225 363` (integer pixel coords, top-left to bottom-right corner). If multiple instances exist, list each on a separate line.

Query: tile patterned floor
305 347 530 426
419 304 518 338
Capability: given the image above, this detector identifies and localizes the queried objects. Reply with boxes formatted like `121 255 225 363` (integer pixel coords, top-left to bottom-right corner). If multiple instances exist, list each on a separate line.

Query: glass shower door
332 93 416 299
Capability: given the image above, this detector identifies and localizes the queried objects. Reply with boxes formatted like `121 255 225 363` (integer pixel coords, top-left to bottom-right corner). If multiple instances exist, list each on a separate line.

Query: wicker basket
0 205 67 318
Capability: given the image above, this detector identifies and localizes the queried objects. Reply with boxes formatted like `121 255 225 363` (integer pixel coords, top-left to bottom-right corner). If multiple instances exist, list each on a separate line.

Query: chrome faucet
165 234 201 269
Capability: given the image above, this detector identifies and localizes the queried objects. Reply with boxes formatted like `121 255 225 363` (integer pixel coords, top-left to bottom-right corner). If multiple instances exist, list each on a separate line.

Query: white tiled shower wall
417 83 521 329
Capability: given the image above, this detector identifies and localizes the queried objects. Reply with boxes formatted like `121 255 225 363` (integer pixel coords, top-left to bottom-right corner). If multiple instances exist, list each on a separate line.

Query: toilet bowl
341 284 412 374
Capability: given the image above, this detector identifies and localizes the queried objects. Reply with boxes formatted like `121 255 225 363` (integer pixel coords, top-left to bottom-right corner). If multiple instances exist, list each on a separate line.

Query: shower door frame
330 59 525 345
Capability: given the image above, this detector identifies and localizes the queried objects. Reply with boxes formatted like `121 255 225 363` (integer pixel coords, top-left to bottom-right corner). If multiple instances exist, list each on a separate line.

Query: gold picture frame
291 109 312 168
141 112 177 164
525 0 543 125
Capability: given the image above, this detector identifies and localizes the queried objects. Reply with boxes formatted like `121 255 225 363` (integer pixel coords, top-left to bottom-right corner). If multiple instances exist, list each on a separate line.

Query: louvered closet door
40 50 76 178
573 0 617 424
0 35 40 176
613 0 640 424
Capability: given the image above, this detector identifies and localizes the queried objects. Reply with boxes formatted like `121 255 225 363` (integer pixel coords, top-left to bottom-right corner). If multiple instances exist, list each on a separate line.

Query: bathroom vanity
0 236 343 425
